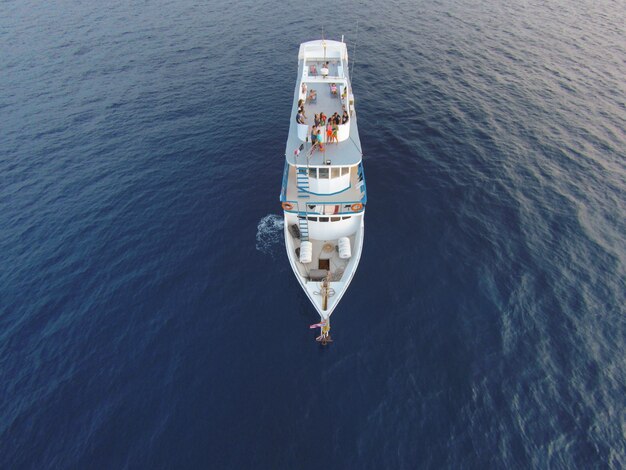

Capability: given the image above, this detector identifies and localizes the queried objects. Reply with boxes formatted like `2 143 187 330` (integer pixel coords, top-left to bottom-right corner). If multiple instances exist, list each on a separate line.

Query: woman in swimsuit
317 129 324 151
310 125 317 144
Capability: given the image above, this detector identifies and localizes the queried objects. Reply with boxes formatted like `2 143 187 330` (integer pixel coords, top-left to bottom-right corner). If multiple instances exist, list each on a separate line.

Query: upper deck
285 40 362 167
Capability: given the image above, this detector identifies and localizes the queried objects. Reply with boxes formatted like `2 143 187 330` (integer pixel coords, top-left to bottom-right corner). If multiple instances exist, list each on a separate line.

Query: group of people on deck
296 103 350 151
308 111 350 151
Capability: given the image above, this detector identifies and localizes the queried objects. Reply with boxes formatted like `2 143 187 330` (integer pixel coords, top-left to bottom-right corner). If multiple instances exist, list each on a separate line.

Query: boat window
318 168 329 179
331 217 341 222
308 168 317 178
342 216 351 220
319 217 329 222
341 167 349 176
308 217 317 222
331 168 340 178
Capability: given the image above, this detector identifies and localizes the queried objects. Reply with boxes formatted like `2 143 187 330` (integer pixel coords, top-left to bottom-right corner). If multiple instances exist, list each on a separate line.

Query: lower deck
289 236 354 282
284 211 365 318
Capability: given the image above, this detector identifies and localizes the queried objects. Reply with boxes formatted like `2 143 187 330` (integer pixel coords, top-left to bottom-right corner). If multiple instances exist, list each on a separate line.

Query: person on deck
331 121 339 144
296 111 305 124
342 111 349 124
316 129 324 151
319 112 327 126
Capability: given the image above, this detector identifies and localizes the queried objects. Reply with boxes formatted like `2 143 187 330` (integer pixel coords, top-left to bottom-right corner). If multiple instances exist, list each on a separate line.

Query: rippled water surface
1 0 625 468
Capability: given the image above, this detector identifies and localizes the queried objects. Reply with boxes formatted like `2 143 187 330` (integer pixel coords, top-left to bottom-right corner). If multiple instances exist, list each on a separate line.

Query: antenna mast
322 26 326 64
351 21 359 79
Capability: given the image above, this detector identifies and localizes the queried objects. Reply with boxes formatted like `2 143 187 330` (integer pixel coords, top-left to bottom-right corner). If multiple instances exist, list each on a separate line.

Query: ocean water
1 0 625 468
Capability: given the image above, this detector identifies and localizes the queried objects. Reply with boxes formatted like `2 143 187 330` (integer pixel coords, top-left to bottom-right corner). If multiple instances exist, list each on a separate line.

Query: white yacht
279 39 366 342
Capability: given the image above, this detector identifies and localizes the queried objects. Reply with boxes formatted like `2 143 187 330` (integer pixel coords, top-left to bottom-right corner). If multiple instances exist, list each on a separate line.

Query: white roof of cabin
299 40 348 61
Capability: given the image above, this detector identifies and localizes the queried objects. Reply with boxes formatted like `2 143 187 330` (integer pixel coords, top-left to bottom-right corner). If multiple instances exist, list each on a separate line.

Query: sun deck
302 80 345 127
285 55 362 167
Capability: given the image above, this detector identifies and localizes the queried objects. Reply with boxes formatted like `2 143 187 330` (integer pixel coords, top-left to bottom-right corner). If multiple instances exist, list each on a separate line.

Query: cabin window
308 217 317 222
342 216 351 220
308 168 317 178
331 168 340 178
341 167 349 176
319 217 329 222
331 217 341 222
318 168 329 179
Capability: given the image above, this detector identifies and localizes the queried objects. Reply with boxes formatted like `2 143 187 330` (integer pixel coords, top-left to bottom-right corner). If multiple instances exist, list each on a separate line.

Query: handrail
282 202 365 209
294 144 311 235
358 161 367 204
279 160 289 201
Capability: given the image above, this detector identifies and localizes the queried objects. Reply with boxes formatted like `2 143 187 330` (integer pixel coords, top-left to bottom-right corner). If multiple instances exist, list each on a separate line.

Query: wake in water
256 214 284 256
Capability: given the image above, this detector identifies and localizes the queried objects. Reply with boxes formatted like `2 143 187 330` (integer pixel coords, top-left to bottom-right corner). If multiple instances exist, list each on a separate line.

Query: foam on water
255 214 284 256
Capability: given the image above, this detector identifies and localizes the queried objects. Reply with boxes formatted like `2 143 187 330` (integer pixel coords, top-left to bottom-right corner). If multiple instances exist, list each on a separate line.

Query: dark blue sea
1 0 625 468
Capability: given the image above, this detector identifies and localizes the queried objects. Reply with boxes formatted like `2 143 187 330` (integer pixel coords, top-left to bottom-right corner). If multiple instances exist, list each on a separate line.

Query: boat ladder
297 203 310 242
296 166 310 198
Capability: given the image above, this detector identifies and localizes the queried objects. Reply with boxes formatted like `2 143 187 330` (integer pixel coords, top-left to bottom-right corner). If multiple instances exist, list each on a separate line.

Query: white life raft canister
299 241 313 264
338 237 351 259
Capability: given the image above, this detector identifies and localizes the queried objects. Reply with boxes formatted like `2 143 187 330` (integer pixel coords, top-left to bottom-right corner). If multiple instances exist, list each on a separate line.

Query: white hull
280 39 367 329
